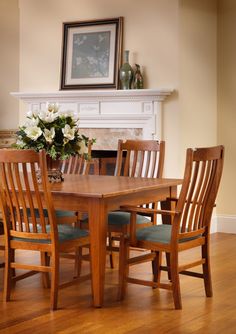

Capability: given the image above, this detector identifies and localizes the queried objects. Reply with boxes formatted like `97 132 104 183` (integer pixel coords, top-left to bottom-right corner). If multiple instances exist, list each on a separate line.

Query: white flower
58 109 78 121
43 128 55 143
25 126 42 140
39 110 57 123
46 103 59 113
78 141 88 155
27 109 40 118
25 117 39 127
62 124 75 140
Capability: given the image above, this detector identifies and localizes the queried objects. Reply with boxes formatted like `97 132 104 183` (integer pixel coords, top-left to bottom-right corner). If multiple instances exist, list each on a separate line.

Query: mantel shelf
11 88 174 103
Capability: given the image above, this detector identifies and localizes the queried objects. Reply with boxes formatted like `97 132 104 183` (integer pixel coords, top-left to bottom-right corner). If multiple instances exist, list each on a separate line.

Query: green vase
133 64 143 89
119 50 134 89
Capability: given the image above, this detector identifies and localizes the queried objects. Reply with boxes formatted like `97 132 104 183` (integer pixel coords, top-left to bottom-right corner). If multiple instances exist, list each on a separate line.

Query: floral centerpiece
15 103 93 160
14 103 95 181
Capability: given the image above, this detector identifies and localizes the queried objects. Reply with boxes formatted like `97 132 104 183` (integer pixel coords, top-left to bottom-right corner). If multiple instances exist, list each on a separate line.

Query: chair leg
3 248 13 302
50 253 60 310
40 251 50 288
169 251 182 309
10 249 16 285
74 246 82 278
166 252 171 281
117 235 129 301
152 251 162 287
108 232 115 269
202 243 213 297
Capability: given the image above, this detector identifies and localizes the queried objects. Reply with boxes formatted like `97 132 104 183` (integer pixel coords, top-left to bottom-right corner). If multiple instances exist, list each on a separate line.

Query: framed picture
60 17 123 90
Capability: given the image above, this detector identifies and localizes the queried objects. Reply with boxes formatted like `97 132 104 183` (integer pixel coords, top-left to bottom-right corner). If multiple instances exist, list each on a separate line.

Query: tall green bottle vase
119 50 134 89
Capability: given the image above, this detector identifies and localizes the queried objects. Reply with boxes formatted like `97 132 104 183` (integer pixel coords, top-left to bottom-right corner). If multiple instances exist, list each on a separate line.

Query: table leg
160 185 177 225
88 198 107 307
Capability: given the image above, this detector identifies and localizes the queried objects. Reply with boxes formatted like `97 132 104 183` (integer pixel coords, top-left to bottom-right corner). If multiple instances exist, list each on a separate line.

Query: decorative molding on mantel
11 88 173 103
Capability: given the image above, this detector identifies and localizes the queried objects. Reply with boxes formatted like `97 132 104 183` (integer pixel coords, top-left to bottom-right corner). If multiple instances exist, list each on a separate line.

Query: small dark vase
119 50 134 89
133 64 143 89
46 155 64 183
36 155 63 183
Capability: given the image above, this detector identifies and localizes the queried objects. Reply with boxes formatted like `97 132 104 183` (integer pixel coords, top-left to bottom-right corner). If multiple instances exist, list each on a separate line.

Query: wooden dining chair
0 149 91 310
55 141 99 276
56 140 98 224
118 145 224 309
107 139 165 267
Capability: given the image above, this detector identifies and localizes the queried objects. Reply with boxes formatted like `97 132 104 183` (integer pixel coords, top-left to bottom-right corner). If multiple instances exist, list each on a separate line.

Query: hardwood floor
0 233 235 333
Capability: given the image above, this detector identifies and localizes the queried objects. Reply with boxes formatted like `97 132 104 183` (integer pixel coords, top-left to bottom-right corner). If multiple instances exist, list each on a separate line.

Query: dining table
49 174 182 307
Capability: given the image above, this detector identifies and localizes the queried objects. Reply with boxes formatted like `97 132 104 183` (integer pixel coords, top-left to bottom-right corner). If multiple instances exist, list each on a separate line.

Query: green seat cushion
108 211 151 226
13 224 89 244
136 224 201 244
82 211 150 226
26 208 76 218
55 210 76 217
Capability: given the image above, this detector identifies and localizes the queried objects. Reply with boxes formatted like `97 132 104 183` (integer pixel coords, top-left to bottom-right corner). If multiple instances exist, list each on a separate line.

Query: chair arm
120 205 181 216
167 198 216 207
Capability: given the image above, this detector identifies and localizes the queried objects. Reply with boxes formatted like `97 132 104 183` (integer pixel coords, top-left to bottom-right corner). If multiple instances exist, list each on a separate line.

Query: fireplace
12 89 173 144
11 89 173 173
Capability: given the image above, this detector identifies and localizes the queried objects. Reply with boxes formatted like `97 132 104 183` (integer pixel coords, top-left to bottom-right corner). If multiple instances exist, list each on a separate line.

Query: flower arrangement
14 103 94 160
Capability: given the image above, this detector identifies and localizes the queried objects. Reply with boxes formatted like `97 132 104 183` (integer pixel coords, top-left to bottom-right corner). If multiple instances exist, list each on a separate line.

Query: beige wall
0 0 19 129
217 0 236 215
1 0 233 217
179 0 217 151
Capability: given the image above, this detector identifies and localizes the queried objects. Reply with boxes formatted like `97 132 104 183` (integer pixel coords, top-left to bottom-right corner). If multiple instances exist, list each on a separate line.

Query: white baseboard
211 214 236 234
210 215 218 233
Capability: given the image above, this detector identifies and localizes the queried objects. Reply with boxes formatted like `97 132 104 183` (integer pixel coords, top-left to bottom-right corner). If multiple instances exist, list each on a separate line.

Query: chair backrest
0 149 57 246
174 145 224 240
114 139 165 178
60 140 98 175
60 155 89 175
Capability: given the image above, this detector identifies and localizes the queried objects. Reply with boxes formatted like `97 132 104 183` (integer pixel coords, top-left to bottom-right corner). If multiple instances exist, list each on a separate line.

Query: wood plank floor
0 232 235 334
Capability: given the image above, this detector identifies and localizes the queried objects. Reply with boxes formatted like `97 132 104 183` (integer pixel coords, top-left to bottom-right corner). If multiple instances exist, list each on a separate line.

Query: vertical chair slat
150 151 157 178
138 151 145 177
7 162 24 232
192 161 210 230
31 162 48 233
181 161 200 232
0 163 17 231
199 159 216 229
187 161 206 232
15 162 31 232
131 151 138 177
144 151 151 177
123 151 131 176
23 163 38 232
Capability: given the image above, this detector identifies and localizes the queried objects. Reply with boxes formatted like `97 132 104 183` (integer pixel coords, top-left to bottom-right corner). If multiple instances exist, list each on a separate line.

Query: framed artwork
60 17 123 90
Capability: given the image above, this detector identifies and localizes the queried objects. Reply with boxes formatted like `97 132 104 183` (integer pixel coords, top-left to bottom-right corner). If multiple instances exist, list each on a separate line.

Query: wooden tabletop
49 174 183 198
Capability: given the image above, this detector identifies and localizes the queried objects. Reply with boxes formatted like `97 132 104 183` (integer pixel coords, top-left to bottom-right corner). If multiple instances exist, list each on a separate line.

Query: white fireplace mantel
11 89 173 150
11 89 173 102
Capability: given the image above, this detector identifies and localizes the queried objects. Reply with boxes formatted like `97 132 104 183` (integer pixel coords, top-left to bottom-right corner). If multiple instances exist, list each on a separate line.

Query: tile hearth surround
11 89 173 150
